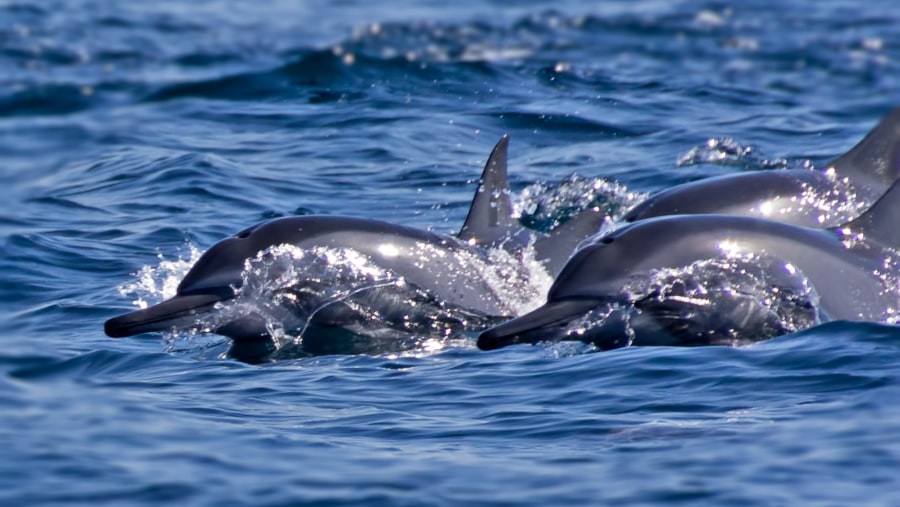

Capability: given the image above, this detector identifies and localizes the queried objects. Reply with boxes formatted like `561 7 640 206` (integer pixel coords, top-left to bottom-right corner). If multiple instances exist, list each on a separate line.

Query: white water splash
550 252 827 349
628 253 825 342
677 137 788 169
477 245 554 315
515 173 646 228
117 245 203 309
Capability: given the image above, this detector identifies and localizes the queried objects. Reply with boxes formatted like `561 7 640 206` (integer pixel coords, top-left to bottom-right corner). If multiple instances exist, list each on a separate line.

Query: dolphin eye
598 236 615 244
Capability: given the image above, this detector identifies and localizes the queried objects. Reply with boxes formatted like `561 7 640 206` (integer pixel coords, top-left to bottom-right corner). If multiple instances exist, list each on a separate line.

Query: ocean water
2 0 900 505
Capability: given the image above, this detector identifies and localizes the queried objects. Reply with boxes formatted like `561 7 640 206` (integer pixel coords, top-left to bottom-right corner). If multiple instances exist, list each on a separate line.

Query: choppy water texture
3 0 900 505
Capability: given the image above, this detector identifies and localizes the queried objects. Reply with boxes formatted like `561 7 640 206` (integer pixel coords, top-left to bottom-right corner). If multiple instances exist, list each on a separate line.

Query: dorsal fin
457 135 516 245
533 207 607 277
835 178 900 249
829 107 900 192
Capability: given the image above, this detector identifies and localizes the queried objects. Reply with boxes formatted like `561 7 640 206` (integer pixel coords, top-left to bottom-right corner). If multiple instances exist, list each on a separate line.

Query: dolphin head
104 220 306 341
477 231 646 350
175 224 264 297
478 217 738 350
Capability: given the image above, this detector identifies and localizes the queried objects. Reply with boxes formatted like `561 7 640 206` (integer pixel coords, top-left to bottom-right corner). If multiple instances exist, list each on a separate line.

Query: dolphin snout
477 299 602 350
104 293 226 338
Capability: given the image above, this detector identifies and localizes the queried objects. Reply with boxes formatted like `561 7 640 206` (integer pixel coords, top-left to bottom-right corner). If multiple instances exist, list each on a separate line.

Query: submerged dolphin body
622 108 900 227
478 178 900 351
104 137 605 356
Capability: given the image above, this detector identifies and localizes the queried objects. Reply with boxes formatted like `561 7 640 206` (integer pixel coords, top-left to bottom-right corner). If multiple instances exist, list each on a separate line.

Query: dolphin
104 136 605 356
477 177 900 351
621 108 900 227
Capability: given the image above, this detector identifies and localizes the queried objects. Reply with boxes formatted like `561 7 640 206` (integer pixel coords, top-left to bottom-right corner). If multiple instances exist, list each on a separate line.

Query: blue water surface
2 0 900 505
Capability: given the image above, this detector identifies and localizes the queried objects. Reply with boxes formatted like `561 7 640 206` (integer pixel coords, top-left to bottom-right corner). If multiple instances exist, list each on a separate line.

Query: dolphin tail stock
836 177 900 250
104 293 225 338
532 207 607 277
829 107 900 192
457 135 521 247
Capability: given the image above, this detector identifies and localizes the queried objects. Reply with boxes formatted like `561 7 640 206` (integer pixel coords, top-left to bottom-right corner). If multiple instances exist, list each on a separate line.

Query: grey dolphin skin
104 136 605 353
105 217 509 339
477 178 900 351
622 108 900 227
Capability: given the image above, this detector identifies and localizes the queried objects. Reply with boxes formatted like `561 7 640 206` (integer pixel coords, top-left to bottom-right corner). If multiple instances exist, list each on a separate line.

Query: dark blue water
3 0 900 504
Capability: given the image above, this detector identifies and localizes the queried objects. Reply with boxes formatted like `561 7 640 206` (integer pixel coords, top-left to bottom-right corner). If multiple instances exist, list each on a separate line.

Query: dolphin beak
104 294 226 338
477 299 601 350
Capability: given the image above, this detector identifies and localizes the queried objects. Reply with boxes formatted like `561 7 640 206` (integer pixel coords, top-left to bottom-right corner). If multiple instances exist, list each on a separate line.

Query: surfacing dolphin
478 178 900 352
621 108 900 227
104 136 604 358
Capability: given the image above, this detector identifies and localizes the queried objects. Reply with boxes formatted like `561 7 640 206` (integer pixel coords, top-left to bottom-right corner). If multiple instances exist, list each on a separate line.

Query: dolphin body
622 108 900 227
104 136 605 357
477 177 900 351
